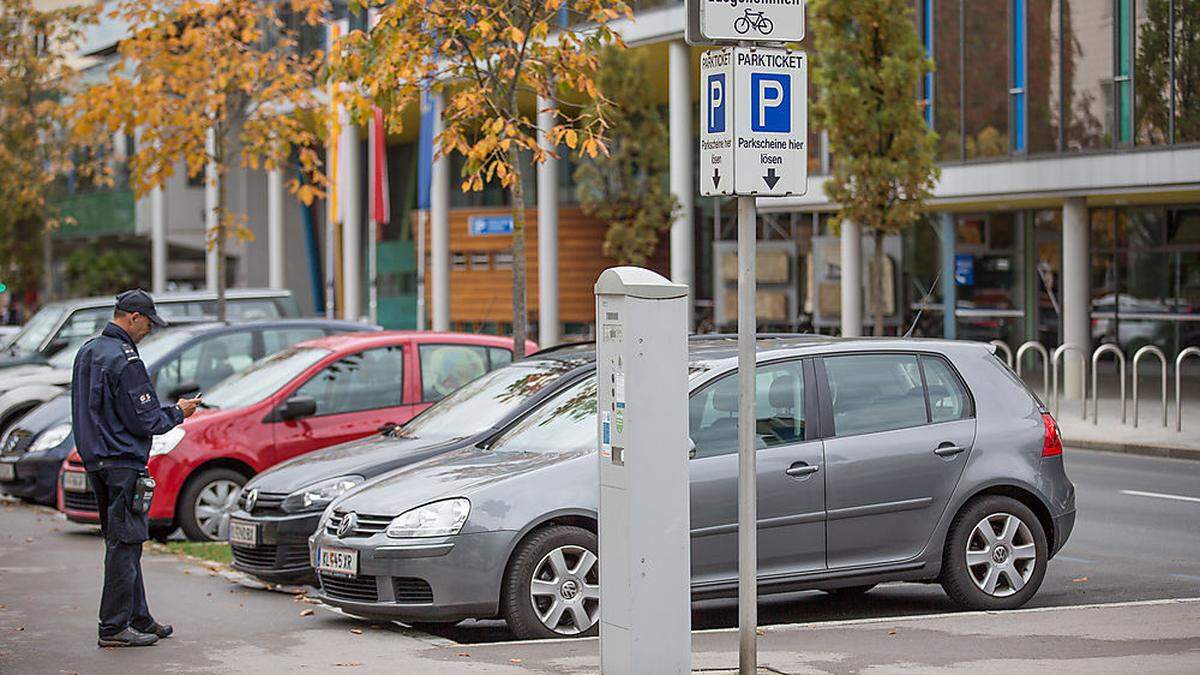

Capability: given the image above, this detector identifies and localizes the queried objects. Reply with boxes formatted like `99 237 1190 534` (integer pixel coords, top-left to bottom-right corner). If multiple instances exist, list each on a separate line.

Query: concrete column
151 186 167 294
430 91 451 332
205 129 219 290
940 213 956 339
267 168 284 289
1062 197 1090 399
669 40 695 326
537 96 560 348
340 107 362 320
840 220 863 337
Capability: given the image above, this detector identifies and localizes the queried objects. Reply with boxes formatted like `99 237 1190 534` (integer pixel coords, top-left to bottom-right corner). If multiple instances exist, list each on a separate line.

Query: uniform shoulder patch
122 344 139 362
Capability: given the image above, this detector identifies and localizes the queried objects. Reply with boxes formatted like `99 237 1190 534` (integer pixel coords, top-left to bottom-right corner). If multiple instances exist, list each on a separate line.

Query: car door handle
785 462 820 477
934 444 968 457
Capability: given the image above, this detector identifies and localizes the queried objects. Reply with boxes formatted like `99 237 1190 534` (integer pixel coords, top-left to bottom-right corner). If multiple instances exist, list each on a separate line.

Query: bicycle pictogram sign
733 9 774 36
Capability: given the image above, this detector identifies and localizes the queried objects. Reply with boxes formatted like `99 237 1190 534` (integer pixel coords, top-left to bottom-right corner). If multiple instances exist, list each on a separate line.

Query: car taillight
1041 412 1063 457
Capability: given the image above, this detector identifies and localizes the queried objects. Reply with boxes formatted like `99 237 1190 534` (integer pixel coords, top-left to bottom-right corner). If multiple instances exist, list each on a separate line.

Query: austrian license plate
229 519 259 547
62 471 88 493
317 546 358 577
0 462 14 481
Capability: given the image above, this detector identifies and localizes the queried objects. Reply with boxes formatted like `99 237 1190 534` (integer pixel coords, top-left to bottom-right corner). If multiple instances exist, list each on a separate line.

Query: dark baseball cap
115 289 168 327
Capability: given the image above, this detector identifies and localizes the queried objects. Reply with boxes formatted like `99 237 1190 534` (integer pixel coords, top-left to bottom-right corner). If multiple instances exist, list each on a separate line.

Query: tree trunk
214 129 227 323
508 145 527 360
872 228 885 336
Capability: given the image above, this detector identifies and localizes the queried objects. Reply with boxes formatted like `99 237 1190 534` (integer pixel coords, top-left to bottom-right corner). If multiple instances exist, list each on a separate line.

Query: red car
58 331 535 540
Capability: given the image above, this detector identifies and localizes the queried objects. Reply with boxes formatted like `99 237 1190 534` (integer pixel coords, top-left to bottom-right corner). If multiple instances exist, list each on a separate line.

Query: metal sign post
689 1 807 671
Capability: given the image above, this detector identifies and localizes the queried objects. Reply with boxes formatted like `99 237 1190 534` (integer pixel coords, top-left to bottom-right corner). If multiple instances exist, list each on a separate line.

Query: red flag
370 107 390 230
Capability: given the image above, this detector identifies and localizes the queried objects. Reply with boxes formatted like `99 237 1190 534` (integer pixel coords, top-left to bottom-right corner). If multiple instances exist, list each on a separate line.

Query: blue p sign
707 73 726 134
751 73 790 133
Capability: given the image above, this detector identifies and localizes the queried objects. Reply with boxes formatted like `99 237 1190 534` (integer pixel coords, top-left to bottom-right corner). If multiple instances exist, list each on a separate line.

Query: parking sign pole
736 194 758 673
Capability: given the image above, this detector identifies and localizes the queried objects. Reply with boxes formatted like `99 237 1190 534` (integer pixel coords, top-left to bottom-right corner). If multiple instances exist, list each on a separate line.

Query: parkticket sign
702 46 807 197
700 0 805 44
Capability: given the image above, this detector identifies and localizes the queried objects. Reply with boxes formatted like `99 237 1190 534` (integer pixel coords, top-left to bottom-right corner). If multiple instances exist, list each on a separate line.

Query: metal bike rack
1016 341 1050 400
1176 347 1200 432
1051 344 1088 419
1132 345 1167 428
1091 343 1126 425
990 340 1014 369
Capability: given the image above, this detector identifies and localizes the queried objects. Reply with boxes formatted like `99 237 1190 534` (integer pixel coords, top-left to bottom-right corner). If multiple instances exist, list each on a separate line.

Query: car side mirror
167 381 200 400
278 395 317 421
46 337 69 356
688 438 697 459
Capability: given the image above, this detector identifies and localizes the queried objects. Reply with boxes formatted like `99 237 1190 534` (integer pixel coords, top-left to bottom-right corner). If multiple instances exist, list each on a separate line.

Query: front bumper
308 528 515 623
227 507 321 584
58 464 99 523
0 450 62 504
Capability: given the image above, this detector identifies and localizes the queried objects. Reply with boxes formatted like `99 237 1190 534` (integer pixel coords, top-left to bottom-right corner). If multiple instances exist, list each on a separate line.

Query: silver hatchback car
310 337 1075 639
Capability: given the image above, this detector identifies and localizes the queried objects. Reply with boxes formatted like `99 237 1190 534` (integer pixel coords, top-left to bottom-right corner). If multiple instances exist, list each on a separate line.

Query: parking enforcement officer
70 290 201 648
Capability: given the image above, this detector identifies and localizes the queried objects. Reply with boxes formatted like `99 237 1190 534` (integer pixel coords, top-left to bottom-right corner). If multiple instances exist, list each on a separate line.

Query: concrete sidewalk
419 597 1200 673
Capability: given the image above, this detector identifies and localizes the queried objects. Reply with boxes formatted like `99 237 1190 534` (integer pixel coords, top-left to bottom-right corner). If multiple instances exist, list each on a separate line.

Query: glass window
1171 3 1199 143
262 327 325 355
9 304 65 353
488 346 513 368
400 358 578 441
202 347 329 410
932 0 964 160
1063 0 1114 150
55 308 113 350
825 354 928 436
1026 0 1062 154
1133 0 1171 145
155 332 255 400
419 343 490 401
921 355 970 423
688 361 806 460
489 375 597 455
963 0 1010 158
295 346 405 416
226 299 281 320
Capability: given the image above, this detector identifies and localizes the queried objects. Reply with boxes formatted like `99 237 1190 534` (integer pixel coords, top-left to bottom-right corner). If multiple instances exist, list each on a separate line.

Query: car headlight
29 423 72 453
281 475 364 513
386 498 470 538
148 427 186 457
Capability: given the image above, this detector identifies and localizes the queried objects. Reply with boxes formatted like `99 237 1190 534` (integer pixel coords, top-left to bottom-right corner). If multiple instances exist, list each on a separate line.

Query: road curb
1066 438 1200 462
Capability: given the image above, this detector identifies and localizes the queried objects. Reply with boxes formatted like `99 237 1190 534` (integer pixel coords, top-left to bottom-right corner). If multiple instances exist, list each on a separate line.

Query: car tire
501 525 600 640
178 468 247 541
941 495 1047 610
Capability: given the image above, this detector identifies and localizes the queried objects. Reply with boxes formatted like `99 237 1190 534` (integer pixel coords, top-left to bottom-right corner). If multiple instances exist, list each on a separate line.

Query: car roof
685 334 989 370
294 330 523 353
49 288 292 310
164 318 377 338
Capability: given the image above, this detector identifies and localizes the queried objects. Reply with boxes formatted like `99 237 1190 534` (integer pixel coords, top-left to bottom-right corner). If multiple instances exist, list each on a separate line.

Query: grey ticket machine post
595 266 691 674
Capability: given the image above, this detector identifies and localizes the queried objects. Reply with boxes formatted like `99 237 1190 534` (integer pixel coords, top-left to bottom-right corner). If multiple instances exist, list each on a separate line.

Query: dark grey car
310 337 1076 639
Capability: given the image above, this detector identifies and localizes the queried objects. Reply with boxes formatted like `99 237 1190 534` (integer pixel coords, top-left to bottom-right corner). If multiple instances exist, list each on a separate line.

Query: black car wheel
941 495 1047 610
178 468 247 541
501 525 599 640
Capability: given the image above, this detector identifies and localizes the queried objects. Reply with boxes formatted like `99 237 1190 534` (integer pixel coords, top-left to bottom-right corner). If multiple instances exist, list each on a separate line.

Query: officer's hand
177 397 202 418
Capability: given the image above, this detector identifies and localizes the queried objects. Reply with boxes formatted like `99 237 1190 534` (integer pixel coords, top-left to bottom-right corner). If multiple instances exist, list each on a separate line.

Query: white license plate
0 462 14 481
62 471 88 493
317 546 358 577
229 519 259 547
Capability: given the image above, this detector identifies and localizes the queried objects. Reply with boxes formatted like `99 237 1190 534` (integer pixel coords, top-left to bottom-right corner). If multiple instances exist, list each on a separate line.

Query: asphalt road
0 448 1197 673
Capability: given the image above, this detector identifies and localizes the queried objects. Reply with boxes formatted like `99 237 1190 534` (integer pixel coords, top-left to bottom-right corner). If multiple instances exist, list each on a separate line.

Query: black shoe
98 627 159 648
135 622 173 639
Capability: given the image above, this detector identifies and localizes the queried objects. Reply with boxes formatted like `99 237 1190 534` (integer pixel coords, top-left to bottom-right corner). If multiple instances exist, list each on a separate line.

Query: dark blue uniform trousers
87 467 155 637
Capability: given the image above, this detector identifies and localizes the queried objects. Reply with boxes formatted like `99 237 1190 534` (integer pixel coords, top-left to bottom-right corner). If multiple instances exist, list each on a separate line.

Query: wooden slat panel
417 206 670 327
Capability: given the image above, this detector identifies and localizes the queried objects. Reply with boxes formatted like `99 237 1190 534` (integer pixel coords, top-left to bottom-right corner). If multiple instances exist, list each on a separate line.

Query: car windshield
201 347 330 410
8 305 65 354
398 359 581 440
488 374 597 454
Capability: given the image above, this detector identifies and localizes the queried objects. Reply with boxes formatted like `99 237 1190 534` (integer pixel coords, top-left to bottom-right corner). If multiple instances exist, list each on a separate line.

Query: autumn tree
811 0 939 336
573 46 678 266
0 0 95 300
72 0 329 320
335 0 630 358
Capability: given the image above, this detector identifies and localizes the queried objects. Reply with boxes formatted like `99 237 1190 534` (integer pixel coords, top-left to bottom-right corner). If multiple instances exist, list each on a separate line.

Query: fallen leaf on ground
24 538 33 543
15 625 25 631
510 659 523 664
334 662 361 667
300 609 314 617
888 629 897 636
1072 576 1088 583
350 628 363 634
457 653 470 658
756 628 764 636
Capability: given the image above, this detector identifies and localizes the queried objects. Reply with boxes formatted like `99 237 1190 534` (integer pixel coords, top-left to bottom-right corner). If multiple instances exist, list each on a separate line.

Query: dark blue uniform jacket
70 323 184 471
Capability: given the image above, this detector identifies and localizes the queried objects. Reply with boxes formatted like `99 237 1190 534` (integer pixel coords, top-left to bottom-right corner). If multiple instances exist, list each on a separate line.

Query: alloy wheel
965 512 1037 597
194 479 241 539
528 544 600 635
